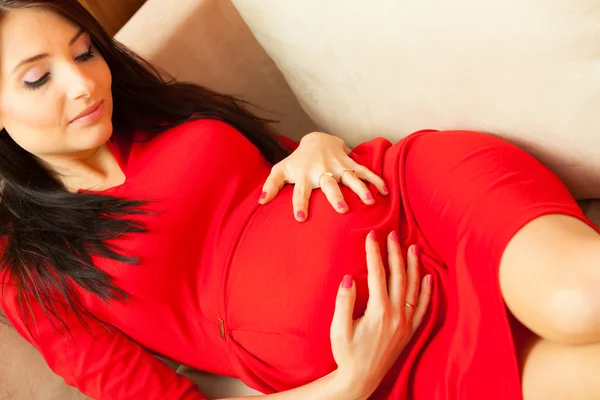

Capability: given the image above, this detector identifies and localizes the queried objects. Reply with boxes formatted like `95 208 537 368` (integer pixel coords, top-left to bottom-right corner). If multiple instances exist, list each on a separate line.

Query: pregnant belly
224 186 398 389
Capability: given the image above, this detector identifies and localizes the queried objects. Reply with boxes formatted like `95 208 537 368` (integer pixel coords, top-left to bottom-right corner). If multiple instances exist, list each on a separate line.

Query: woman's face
0 7 113 159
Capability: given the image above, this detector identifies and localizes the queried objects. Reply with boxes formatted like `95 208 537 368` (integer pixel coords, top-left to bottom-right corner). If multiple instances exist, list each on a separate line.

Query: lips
70 101 103 123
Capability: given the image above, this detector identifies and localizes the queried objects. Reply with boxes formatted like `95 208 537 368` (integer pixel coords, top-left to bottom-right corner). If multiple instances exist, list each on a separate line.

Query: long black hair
0 0 290 333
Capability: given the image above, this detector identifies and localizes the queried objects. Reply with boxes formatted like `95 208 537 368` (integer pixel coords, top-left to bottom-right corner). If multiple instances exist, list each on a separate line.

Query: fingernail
259 191 267 201
382 185 390 195
426 274 432 284
337 201 347 210
341 274 353 289
391 231 399 243
296 210 306 221
365 193 374 202
369 230 377 241
412 245 419 258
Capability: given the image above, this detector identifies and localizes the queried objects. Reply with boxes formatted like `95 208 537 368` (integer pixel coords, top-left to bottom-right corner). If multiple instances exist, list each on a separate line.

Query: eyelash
23 46 96 91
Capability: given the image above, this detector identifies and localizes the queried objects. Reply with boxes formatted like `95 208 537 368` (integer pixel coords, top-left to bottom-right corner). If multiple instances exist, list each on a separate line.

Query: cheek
0 91 63 152
95 58 112 92
3 95 58 124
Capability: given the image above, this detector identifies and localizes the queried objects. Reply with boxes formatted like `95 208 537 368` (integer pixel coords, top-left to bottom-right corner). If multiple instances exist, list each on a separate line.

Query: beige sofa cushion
232 0 600 199
115 0 316 141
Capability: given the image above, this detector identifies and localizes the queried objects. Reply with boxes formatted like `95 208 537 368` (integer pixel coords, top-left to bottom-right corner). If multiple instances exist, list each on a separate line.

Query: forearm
216 370 366 400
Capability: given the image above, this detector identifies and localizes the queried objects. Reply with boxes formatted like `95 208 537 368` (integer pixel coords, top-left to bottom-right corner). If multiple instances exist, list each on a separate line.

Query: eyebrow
10 28 86 76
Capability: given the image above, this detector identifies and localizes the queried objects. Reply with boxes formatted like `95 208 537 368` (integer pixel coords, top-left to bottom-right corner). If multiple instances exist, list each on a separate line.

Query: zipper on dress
218 318 226 340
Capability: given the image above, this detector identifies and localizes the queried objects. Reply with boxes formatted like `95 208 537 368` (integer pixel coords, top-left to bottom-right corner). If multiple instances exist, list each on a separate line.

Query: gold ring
404 302 416 309
319 172 336 186
339 168 355 182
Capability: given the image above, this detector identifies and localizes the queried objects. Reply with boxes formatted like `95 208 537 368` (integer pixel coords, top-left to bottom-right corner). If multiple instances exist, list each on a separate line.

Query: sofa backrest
115 0 317 141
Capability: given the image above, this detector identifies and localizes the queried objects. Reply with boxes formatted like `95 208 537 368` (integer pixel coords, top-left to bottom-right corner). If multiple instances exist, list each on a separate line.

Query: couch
2 0 599 398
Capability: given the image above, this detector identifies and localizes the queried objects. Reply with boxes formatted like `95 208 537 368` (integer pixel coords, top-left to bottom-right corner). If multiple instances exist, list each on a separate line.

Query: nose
63 62 96 101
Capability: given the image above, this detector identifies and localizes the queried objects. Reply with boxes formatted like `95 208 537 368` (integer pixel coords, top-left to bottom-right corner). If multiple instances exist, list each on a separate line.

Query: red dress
1 119 597 399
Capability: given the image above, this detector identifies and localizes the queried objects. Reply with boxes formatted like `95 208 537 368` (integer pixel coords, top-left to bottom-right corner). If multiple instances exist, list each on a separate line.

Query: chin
74 118 113 151
97 117 114 143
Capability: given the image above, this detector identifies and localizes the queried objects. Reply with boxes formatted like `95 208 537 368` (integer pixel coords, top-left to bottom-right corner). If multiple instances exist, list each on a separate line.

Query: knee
544 285 600 345
546 242 600 345
503 227 600 345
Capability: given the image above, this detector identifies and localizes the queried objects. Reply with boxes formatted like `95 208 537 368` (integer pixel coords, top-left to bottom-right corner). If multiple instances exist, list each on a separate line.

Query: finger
340 170 375 205
404 245 421 309
292 180 312 222
319 174 349 213
386 231 406 315
259 167 286 205
411 275 432 332
353 164 390 196
364 231 390 318
330 275 356 344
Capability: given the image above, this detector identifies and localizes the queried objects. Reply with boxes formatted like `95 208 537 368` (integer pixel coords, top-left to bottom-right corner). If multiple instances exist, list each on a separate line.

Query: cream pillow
233 0 600 199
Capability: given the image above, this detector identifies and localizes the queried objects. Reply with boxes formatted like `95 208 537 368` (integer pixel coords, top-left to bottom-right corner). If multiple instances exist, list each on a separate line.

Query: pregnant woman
1 1 599 399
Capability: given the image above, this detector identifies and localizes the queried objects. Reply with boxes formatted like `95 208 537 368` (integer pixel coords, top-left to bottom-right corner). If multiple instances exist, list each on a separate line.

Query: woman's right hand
329 231 432 399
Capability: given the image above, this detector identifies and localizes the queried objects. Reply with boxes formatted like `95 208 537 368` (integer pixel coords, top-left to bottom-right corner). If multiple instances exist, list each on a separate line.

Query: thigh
401 130 591 399
403 130 598 341
403 130 587 271
519 334 600 400
499 213 600 343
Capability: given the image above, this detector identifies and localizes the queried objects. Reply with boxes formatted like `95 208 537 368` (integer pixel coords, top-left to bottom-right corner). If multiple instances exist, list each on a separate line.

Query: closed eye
23 73 50 90
23 46 96 91
75 46 95 63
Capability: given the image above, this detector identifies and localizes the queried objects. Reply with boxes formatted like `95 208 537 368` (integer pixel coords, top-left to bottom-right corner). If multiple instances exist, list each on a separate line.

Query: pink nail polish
426 274 432 284
391 231 399 243
369 230 377 241
296 211 306 221
341 274 353 289
259 191 267 201
337 201 347 210
382 185 390 195
365 193 374 202
412 245 419 258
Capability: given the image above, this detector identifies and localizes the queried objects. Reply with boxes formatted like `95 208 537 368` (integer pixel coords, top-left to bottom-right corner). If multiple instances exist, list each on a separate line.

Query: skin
0 8 123 193
499 214 600 398
259 131 389 221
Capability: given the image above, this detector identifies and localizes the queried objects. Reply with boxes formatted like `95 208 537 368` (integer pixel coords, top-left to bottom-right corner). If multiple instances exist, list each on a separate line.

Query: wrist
327 369 370 400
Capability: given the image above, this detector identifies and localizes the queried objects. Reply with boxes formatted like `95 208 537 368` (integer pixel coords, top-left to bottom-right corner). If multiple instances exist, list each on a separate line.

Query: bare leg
397 131 600 395
502 214 600 398
500 214 600 344
519 334 600 400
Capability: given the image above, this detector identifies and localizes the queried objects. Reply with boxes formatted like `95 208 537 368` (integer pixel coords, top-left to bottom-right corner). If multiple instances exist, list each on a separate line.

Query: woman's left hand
258 132 389 222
